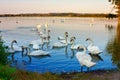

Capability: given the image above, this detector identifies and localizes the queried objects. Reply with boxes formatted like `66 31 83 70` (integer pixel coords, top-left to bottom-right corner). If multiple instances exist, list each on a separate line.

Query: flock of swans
6 23 103 71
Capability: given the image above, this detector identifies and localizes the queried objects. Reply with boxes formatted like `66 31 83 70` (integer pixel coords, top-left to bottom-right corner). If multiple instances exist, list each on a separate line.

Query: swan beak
73 37 76 40
86 38 91 41
70 36 76 40
66 34 68 37
48 30 50 32
86 38 89 41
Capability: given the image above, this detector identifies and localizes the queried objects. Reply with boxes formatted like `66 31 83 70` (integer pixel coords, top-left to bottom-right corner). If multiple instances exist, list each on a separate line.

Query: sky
0 0 116 14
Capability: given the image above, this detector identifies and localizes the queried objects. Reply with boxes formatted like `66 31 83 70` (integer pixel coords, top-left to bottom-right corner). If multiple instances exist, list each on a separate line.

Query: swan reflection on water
10 52 31 69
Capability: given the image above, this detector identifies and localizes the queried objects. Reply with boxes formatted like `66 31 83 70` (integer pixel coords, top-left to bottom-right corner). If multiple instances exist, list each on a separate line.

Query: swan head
70 36 76 40
48 30 50 32
64 32 68 37
70 36 76 44
47 30 51 35
70 36 76 41
77 45 87 51
11 40 17 50
86 37 92 41
65 32 68 34
12 40 17 44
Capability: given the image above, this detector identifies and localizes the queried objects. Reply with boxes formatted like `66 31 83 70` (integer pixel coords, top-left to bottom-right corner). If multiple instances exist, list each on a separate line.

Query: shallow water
0 17 119 73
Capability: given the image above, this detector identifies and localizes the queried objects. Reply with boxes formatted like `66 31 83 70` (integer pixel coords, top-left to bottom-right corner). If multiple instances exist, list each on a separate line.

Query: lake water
0 17 119 73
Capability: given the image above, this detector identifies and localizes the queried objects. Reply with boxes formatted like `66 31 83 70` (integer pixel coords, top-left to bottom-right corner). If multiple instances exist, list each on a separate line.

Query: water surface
0 17 119 73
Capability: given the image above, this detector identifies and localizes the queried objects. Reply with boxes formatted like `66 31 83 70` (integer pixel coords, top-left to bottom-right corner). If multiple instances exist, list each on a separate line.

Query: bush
0 36 9 65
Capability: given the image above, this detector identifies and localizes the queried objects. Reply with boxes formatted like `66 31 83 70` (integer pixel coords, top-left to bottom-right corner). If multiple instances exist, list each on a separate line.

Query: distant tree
108 0 120 19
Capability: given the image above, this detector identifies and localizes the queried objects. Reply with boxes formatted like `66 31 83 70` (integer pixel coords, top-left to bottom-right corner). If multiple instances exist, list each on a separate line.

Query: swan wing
76 52 85 62
83 60 96 67
59 40 70 44
76 52 94 67
82 54 92 61
76 52 92 62
88 46 102 54
30 40 38 45
53 42 65 48
13 44 22 51
58 36 64 40
30 39 43 45
30 50 49 56
7 48 15 53
33 44 39 50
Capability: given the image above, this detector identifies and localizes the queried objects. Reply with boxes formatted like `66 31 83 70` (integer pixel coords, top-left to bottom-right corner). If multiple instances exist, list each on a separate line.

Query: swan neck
83 46 86 53
88 40 93 46
71 40 74 48
11 42 14 50
65 35 68 45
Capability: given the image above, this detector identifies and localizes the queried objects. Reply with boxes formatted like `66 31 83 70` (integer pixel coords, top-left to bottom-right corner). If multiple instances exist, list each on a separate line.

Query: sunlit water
0 17 118 73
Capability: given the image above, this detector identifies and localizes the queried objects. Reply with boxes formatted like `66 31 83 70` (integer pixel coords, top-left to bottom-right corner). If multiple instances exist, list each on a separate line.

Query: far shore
0 13 117 19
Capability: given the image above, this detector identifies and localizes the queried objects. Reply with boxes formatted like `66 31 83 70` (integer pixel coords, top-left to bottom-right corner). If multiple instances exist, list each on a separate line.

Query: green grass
0 64 16 80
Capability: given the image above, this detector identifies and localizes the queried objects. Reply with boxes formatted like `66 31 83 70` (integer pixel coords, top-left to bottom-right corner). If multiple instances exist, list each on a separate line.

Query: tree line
0 13 117 18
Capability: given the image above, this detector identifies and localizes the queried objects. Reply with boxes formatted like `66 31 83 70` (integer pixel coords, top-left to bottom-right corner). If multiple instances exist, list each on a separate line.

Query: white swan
58 36 65 40
70 37 82 50
76 45 96 71
59 32 70 44
36 24 42 32
36 24 45 36
26 47 49 56
32 44 40 50
58 32 68 40
11 40 22 52
39 24 51 43
52 42 67 48
86 38 102 55
53 32 68 48
41 30 51 43
30 38 44 50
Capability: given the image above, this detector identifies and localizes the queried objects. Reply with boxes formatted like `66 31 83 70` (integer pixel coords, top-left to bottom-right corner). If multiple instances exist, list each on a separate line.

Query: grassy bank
0 65 120 80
